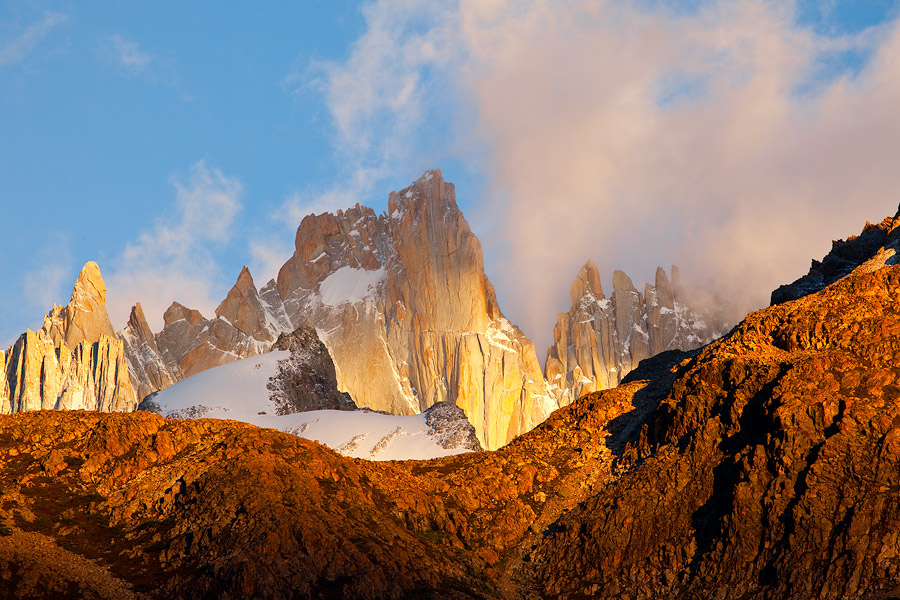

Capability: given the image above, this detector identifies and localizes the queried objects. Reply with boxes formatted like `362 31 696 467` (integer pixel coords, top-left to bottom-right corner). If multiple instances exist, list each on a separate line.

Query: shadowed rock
266 327 356 413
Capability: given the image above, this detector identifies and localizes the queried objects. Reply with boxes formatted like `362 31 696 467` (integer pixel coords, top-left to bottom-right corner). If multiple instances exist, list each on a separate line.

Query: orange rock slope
4 212 900 598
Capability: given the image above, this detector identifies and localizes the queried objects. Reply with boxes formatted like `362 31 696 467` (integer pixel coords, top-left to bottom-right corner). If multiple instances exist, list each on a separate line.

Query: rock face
545 261 724 404
272 170 555 450
266 327 356 414
0 262 136 414
118 303 178 404
7 210 900 598
42 261 117 349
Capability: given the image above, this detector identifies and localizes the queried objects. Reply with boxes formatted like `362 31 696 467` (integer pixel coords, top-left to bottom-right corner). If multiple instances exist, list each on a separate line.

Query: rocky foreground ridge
2 211 900 598
771 212 900 304
0 262 136 414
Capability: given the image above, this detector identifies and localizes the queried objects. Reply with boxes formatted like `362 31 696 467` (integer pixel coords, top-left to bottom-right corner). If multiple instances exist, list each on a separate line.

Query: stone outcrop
545 261 724 404
0 262 136 414
273 170 555 449
215 266 276 343
118 302 178 404
424 401 483 452
42 261 117 349
266 327 356 413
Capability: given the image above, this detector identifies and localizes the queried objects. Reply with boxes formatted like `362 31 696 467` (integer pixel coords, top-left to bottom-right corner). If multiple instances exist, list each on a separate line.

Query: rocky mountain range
2 207 900 598
119 265 286 404
269 170 555 450
118 170 561 450
1 170 724 453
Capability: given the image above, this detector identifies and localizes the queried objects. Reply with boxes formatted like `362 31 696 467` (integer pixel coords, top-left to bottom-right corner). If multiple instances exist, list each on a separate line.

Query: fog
457 0 900 353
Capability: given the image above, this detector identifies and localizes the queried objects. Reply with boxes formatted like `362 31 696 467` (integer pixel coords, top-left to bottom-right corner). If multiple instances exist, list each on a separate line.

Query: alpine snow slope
142 350 481 461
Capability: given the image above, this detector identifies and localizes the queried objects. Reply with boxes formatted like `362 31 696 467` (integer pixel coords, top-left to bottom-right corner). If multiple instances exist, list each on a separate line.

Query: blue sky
2 1 900 354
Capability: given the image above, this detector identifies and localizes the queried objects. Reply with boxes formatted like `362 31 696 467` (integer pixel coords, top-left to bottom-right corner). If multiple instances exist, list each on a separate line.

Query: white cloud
106 161 243 331
458 0 900 352
318 0 900 355
103 34 152 73
0 11 68 67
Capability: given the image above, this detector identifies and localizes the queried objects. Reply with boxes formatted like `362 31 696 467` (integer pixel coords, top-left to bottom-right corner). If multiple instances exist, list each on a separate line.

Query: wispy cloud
103 34 152 73
288 0 466 209
0 11 68 68
459 0 900 351
106 161 242 331
316 0 900 354
98 33 191 100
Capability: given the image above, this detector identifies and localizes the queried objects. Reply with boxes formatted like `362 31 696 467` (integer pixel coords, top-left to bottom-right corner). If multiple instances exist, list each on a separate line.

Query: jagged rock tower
274 170 556 449
545 261 724 404
0 262 136 413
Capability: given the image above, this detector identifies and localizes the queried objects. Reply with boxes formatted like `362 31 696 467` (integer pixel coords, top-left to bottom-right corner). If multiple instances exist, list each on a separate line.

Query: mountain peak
42 261 116 349
235 265 254 287
416 168 441 183
570 260 604 304
215 266 273 341
3 261 135 413
388 169 455 216
163 302 205 327
126 302 155 342
73 261 106 304
612 269 638 293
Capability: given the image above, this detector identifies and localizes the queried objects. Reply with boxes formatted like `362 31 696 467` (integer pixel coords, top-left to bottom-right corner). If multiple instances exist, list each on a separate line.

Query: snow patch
317 266 384 307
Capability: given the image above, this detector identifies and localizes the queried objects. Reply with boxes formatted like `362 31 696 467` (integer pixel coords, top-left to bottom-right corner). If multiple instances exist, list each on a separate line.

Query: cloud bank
319 0 900 354
106 162 243 332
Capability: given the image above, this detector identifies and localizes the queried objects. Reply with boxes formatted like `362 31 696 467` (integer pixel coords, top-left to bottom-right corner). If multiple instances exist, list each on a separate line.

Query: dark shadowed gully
4 212 900 599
